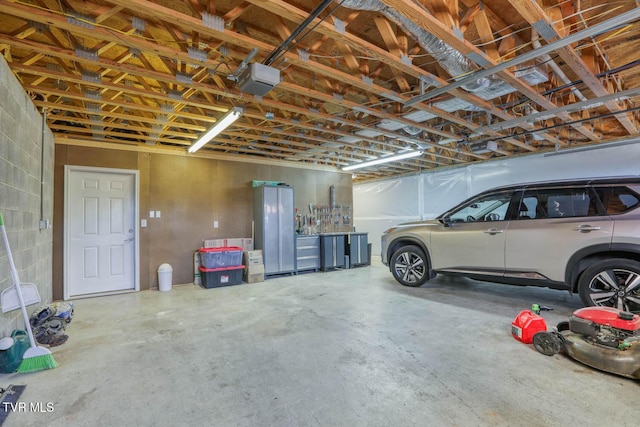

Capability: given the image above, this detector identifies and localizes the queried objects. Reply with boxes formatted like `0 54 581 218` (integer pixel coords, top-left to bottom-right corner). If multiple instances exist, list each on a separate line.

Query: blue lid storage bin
199 246 243 269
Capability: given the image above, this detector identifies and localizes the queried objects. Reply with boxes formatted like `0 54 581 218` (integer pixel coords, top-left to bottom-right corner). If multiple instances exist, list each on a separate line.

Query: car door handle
124 238 134 242
484 228 504 235
573 225 601 233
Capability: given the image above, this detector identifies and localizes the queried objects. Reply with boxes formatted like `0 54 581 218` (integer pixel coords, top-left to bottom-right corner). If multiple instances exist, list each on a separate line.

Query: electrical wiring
424 18 639 91
431 54 640 135
574 24 634 50
14 2 638 122
18 0 253 91
18 0 183 45
558 4 626 33
464 2 622 52
471 4 627 65
27 0 631 99
505 103 640 140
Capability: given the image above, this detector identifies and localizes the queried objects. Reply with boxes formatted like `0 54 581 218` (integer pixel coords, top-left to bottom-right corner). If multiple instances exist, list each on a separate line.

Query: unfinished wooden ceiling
1 0 640 181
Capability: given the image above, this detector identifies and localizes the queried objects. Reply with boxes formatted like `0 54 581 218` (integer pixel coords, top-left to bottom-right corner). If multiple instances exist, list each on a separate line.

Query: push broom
0 212 58 372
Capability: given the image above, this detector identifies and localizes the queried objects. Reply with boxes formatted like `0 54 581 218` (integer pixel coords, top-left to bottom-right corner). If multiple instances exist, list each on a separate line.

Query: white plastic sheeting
354 175 420 254
355 143 640 255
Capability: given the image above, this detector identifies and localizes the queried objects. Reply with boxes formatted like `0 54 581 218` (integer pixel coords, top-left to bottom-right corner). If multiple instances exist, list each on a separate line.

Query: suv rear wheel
578 258 640 311
390 245 429 287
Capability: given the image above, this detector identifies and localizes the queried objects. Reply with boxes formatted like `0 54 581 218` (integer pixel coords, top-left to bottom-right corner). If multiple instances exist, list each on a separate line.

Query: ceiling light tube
342 150 422 171
188 107 244 153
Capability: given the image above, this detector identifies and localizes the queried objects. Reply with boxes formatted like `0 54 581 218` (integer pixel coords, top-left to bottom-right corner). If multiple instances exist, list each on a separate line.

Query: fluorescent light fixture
342 150 422 171
188 107 244 153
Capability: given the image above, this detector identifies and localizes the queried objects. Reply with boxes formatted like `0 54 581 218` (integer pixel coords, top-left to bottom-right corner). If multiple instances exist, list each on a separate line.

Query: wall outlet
141 219 147 228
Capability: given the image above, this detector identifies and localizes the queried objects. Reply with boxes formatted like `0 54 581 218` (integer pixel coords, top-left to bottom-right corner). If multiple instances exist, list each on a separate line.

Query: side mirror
442 216 452 227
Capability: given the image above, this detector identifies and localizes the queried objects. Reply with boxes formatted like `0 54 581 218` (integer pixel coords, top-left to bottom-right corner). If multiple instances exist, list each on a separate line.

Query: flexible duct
341 0 492 92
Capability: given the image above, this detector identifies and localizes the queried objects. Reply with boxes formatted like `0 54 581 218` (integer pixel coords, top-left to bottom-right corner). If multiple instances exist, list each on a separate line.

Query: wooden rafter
508 0 637 135
380 0 602 144
373 16 411 92
474 6 499 62
0 0 637 182
243 0 556 147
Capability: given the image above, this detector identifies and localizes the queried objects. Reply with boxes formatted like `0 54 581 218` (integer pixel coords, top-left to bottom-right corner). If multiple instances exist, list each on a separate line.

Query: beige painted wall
53 145 352 299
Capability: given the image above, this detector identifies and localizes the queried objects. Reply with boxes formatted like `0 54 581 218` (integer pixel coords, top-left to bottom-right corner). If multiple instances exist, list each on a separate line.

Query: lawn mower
532 306 640 380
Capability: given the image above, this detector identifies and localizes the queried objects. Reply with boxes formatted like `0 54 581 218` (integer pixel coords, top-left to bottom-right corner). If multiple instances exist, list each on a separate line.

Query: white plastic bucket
158 263 173 291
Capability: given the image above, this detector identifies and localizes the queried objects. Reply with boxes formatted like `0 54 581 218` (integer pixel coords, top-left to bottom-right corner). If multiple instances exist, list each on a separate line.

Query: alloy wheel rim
588 268 640 311
394 252 425 283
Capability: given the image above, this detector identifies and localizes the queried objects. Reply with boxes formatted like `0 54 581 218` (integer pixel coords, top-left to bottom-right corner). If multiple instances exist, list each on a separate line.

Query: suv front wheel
390 245 429 287
578 258 640 311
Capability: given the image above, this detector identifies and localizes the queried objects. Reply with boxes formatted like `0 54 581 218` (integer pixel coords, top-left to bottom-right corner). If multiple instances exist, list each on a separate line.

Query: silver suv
381 177 640 311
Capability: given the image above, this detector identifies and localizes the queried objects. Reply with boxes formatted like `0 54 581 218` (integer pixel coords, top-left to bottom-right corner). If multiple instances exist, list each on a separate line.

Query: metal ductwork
341 0 548 112
341 0 491 93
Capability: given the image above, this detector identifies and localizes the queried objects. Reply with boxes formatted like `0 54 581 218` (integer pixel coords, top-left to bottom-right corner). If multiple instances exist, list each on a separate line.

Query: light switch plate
149 211 155 218
214 220 219 228
155 211 161 218
141 219 147 227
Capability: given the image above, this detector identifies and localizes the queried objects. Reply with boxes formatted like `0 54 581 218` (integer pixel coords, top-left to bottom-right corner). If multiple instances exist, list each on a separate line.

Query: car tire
578 258 640 311
390 245 429 287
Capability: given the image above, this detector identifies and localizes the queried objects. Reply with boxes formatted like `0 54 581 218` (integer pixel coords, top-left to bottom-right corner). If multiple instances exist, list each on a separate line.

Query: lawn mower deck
533 307 640 380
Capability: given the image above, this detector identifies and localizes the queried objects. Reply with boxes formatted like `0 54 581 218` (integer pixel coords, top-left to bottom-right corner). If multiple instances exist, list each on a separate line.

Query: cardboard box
243 250 263 266
244 264 265 283
202 237 253 250
202 239 225 248
241 238 254 251
226 238 244 248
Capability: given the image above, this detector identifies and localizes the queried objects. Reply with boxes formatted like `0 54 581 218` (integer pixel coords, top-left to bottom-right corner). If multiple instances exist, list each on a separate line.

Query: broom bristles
17 347 58 373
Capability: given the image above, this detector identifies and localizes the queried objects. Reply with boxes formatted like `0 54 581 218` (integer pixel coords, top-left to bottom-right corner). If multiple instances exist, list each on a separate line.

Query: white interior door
65 166 138 299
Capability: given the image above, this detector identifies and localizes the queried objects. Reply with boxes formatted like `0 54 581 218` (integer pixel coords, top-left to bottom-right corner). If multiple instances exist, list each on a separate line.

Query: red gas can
511 310 547 344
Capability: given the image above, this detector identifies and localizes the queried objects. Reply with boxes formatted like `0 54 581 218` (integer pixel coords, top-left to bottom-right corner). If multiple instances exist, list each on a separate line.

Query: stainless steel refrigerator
253 185 295 276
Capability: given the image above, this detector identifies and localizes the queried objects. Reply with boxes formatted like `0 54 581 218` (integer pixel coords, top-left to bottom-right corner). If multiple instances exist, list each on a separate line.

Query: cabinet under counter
296 235 320 273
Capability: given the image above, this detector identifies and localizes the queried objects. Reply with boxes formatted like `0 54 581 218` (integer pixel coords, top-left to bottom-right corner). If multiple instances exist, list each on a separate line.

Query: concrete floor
1 258 637 426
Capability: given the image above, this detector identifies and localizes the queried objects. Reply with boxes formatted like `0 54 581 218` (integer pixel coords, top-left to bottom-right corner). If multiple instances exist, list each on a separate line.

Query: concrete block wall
0 56 54 338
